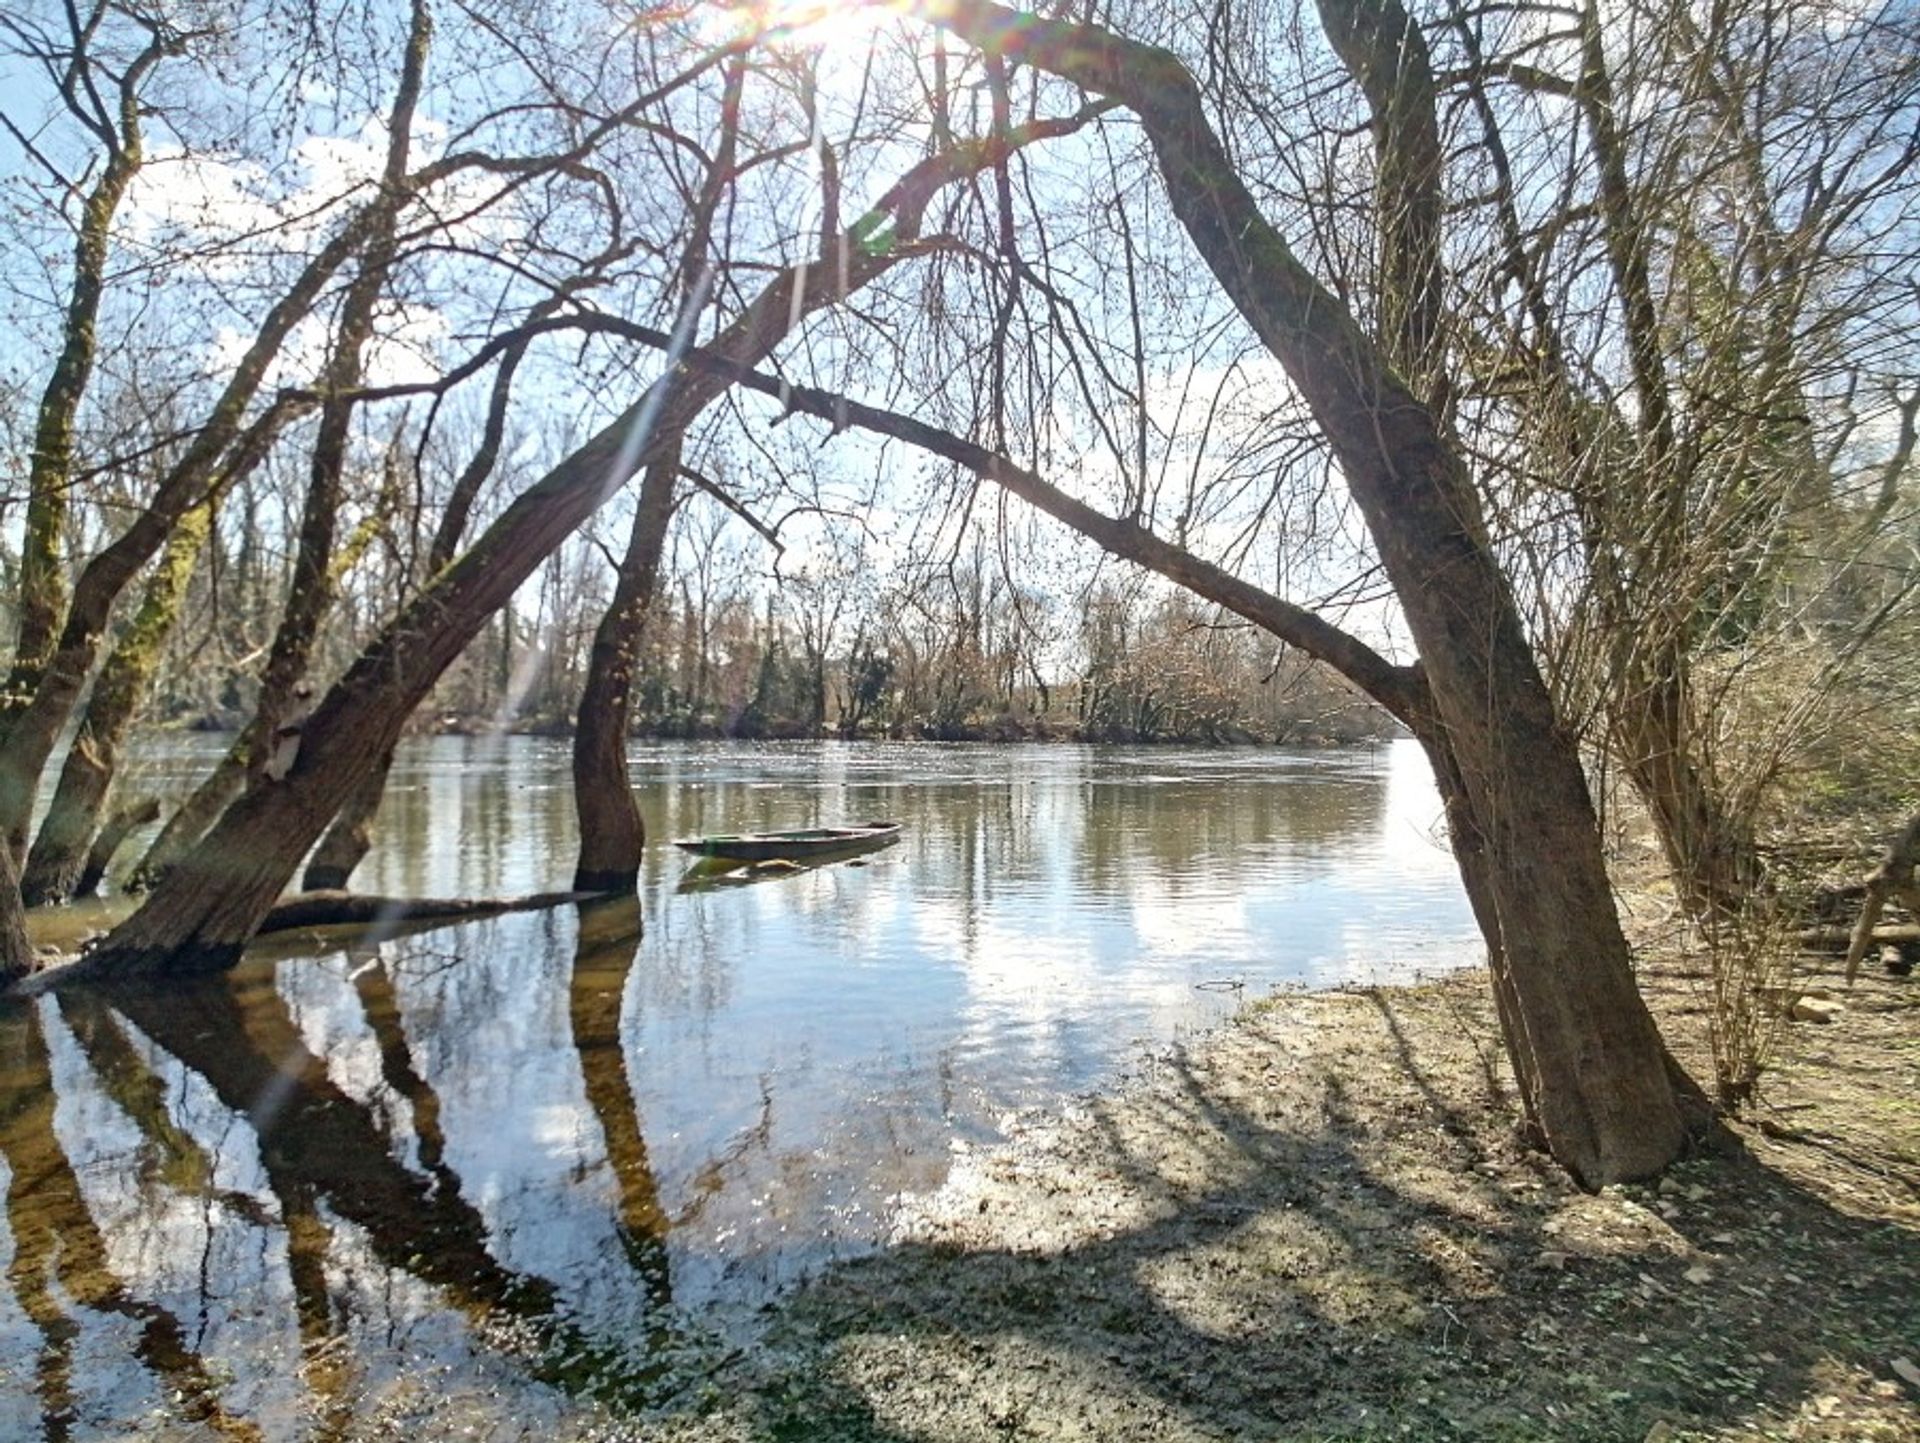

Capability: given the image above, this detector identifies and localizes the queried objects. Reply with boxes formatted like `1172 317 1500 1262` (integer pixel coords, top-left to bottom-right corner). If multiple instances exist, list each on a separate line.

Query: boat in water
670 819 902 863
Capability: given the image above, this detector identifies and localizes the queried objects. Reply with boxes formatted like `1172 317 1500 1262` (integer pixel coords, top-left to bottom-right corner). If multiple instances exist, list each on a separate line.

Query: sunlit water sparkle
1 737 1479 1435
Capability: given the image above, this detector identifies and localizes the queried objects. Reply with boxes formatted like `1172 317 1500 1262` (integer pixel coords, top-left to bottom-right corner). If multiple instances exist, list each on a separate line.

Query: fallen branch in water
15 888 611 995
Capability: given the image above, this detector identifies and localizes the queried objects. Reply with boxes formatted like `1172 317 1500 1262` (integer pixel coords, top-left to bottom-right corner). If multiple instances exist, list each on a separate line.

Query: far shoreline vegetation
160 579 1403 748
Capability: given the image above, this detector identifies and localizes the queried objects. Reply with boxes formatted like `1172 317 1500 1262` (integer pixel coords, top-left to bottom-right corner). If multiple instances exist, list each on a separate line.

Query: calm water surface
0 738 1479 1436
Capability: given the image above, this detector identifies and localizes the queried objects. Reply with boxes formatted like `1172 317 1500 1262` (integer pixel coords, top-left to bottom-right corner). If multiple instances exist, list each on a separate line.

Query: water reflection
2 739 1479 1436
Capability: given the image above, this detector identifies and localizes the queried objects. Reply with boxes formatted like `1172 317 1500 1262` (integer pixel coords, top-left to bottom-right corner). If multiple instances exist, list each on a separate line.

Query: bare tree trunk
0 235 367 857
22 504 213 906
0 841 33 985
303 314 544 892
129 748 249 892
4 31 174 734
572 450 680 892
74 797 159 900
569 56 743 895
298 768 385 891
1617 672 1764 916
925 2 1685 1185
1574 0 1758 919
135 0 433 891
1845 811 1920 984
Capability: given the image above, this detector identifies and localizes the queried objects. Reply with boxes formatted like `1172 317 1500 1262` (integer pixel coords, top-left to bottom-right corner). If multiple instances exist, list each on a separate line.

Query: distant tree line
115 508 1395 746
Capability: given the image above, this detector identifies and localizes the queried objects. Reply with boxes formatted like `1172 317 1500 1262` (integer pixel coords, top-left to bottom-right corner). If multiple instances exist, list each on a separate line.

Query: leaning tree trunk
570 58 742 896
303 321 544 892
74 797 159 900
0 231 366 858
0 842 34 985
20 503 212 906
929 0 1683 1185
64 109 1036 976
136 0 432 893
571 451 681 892
3 35 172 737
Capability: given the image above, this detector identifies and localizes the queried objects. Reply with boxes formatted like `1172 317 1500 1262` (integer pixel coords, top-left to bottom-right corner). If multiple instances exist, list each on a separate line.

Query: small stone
1534 1250 1571 1271
1790 997 1844 1023
1892 1357 1920 1391
1644 1422 1677 1443
1683 1264 1713 1285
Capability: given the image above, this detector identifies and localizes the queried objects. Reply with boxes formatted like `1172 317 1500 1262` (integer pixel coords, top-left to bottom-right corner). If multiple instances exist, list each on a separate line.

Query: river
0 737 1480 1436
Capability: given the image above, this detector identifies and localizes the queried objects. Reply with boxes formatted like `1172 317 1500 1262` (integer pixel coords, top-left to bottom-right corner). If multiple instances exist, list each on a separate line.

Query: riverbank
619 948 1918 1441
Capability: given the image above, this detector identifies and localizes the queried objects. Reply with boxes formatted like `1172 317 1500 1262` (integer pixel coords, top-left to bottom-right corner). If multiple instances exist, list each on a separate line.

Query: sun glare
725 0 896 51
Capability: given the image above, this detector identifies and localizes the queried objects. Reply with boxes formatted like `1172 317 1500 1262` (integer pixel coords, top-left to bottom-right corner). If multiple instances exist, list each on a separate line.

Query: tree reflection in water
0 740 1479 1437
0 899 678 1438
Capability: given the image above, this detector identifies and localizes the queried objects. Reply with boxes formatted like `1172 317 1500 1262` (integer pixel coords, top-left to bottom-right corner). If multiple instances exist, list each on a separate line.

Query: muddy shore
607 949 1919 1443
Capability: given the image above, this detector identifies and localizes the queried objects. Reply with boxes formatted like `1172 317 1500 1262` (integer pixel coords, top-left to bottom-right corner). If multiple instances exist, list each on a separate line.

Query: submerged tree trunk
303 316 545 892
571 450 681 893
0 843 33 985
74 797 159 900
298 768 386 892
927 0 1684 1185
22 504 213 906
570 57 741 896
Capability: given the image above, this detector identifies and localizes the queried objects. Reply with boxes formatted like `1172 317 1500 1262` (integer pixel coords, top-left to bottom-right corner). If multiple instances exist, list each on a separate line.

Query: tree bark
572 449 681 892
4 32 174 734
21 503 212 906
924 0 1684 1184
1844 811 1920 984
569 56 742 896
131 0 433 889
0 229 366 857
303 308 546 892
74 796 159 900
0 839 33 986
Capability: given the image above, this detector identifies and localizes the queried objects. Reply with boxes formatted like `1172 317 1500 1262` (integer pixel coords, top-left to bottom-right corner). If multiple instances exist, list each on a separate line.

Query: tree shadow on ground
659 983 1919 1442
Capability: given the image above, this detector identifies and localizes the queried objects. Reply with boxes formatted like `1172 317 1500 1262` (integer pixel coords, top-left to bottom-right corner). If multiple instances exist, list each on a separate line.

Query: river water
0 738 1479 1436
